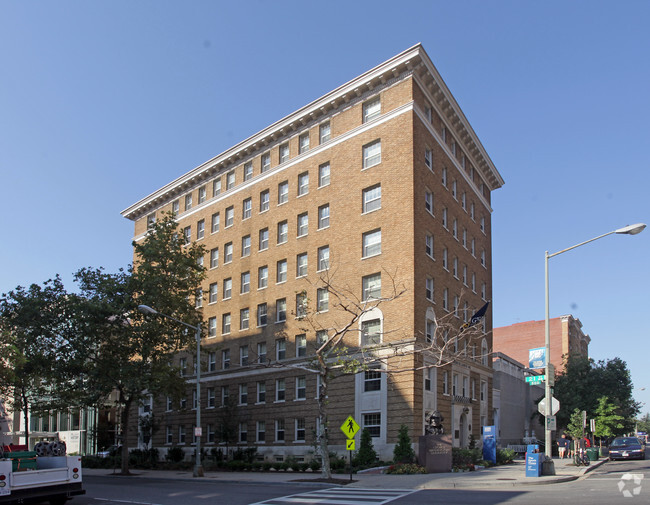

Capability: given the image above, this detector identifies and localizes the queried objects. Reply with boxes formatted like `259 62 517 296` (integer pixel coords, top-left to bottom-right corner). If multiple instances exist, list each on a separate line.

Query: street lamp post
543 223 645 472
138 304 204 477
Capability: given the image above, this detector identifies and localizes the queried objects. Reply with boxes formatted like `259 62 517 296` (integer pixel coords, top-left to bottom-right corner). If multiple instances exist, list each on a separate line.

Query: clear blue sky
2 1 649 415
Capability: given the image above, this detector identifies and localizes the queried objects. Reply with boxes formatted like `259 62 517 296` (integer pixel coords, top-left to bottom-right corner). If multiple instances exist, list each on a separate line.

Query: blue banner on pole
529 347 546 370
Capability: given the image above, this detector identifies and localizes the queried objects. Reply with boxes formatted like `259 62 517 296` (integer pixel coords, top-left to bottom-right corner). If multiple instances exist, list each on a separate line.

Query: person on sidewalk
558 434 569 459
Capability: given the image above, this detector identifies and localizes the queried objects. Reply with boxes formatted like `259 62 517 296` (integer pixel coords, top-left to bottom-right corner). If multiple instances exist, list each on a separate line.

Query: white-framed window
276 419 285 441
208 316 217 337
208 352 216 372
461 192 466 210
166 425 173 444
451 141 456 156
296 253 308 277
211 212 220 234
196 220 205 240
207 387 215 408
296 291 307 318
239 422 247 443
261 153 270 173
362 412 381 438
453 219 458 239
318 162 330 187
317 288 329 312
276 298 287 322
196 255 203 268
362 229 381 258
462 376 468 398
278 181 289 204
185 194 192 211
224 242 233 264
195 288 203 308
178 425 186 444
452 373 458 396
277 220 288 244
213 178 221 197
257 342 266 364
225 206 234 227
258 265 268 289
481 282 487 301
240 271 250 294
183 226 191 245
299 132 310 154
426 318 436 343
298 172 309 196
425 148 432 169
361 319 381 346
363 140 381 169
453 257 458 278
244 161 253 181
362 272 381 301
425 190 433 214
481 250 486 267
242 198 252 220
223 278 232 299
297 213 308 237
318 204 330 229
257 381 266 403
279 143 289 163
276 259 287 283
472 273 476 293
442 288 448 311
260 190 270 212
362 184 381 213
319 122 330 144
210 247 219 268
222 313 231 334
241 235 251 257
454 295 459 318
425 105 432 122
316 330 328 346
425 234 434 258
276 338 286 360
295 376 306 399
226 171 235 189
317 245 329 271
295 418 306 441
172 200 179 215
452 180 457 199
256 421 266 443
462 229 467 248
442 248 448 270
257 303 268 327
179 357 188 376
441 126 447 142
239 384 248 405
239 308 249 330
259 228 269 250
222 349 230 369
295 334 307 358
480 216 486 233
240 345 248 366
442 208 448 229
276 379 286 402
443 371 449 395
426 277 434 301
442 167 447 187
481 379 488 401
470 202 475 220
363 97 381 123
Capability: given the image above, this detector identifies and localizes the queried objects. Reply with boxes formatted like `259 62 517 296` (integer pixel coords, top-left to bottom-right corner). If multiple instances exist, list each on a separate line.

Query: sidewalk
83 456 606 490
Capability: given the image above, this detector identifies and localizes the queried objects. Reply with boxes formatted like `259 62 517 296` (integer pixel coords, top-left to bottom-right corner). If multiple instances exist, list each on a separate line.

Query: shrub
393 425 416 464
353 428 378 467
262 461 273 471
166 446 185 463
386 463 427 474
496 448 515 465
452 448 482 470
309 459 321 472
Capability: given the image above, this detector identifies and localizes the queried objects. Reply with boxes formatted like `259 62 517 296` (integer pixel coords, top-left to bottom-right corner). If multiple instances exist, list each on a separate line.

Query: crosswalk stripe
248 487 417 505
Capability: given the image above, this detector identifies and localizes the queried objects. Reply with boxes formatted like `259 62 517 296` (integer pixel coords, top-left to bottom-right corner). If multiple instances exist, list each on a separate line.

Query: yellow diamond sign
340 415 360 439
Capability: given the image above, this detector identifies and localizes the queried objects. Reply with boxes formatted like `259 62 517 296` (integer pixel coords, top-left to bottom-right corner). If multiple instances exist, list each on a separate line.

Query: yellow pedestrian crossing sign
346 439 356 451
340 415 360 439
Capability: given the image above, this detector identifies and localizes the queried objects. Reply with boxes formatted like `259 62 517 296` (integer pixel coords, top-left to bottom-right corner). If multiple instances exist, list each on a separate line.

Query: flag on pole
462 301 490 329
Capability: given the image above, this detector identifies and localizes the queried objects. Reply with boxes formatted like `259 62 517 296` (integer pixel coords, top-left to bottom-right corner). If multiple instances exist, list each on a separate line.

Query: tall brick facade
122 44 504 461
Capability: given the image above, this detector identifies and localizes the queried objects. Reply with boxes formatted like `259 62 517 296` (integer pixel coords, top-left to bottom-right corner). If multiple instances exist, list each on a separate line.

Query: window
461 192 466 210
470 202 475 220
211 212 220 234
179 357 188 376
454 295 459 318
224 242 233 264
319 122 330 144
240 345 248 366
257 381 266 403
296 253 308 277
208 352 216 372
278 181 289 204
258 266 268 289
318 204 329 229
452 373 458 396
244 161 253 181
225 206 234 227
240 272 250 294
443 288 448 311
425 148 432 169
481 282 487 300
317 288 329 312
426 319 435 343
317 245 329 271
172 200 179 215
276 298 287 322
426 277 434 301
425 234 434 258
298 172 309 196
276 338 286 360
442 208 448 228
179 425 186 444
239 422 247 443
222 349 230 369
295 418 306 441
183 226 191 245
442 248 448 269
277 220 288 244
316 330 328 345
260 190 270 212
362 184 381 213
257 342 267 364
207 387 215 408
185 194 192 211
276 379 286 402
452 180 457 199
198 185 206 204
257 421 266 443
195 288 203 308
299 132 310 153
242 198 252 220
279 143 289 163
208 316 217 337
213 178 221 197
480 216 486 233
276 259 287 283
296 376 306 399
362 229 381 258
222 313 231 334
481 250 486 267
362 273 381 301
363 413 381 437
364 369 381 392
296 292 307 318
424 369 432 391
481 380 488 401
363 140 381 168
256 229 269 252
462 228 467 248
261 152 270 173
425 190 433 214
257 303 267 327
276 419 285 441
471 238 476 257
147 213 156 229
453 257 458 278
463 265 468 285
452 219 458 239
443 371 449 395
363 97 381 122
318 162 330 187
240 308 249 330
239 384 248 405
451 141 457 156
210 248 219 268
295 334 307 357
197 255 204 268
441 126 447 142
297 212 308 237
241 235 251 257
223 277 232 299
361 319 381 346
226 171 235 189
442 167 447 187
472 273 476 292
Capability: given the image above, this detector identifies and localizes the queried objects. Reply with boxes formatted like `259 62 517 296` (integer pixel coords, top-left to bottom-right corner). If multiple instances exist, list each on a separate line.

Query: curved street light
543 223 646 472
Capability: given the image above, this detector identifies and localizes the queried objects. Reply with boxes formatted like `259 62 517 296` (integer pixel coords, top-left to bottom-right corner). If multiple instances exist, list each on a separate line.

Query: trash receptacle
587 448 599 461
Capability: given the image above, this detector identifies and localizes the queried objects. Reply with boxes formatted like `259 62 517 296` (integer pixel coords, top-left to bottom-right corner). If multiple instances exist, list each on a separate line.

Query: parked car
608 437 646 460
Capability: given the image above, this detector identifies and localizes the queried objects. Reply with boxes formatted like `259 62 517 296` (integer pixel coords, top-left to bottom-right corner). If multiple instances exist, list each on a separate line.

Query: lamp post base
542 458 555 476
193 465 204 477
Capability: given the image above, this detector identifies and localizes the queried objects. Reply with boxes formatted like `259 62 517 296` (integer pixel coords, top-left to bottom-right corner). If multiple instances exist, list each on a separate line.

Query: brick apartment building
121 44 504 461
493 315 590 374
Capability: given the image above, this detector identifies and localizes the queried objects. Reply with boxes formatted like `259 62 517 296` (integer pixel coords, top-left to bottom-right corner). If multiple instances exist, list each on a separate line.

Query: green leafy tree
62 213 206 474
593 396 625 442
393 424 416 464
636 413 650 434
565 408 586 441
354 428 378 467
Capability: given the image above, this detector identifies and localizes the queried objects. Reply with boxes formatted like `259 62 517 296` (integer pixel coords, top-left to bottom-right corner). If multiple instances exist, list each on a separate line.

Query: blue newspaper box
525 452 543 477
482 426 496 464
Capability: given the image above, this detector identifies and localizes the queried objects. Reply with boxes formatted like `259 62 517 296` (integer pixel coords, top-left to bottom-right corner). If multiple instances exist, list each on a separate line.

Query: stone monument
419 411 452 473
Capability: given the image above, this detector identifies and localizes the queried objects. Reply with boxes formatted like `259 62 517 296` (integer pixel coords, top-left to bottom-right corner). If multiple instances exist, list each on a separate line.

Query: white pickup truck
0 455 85 505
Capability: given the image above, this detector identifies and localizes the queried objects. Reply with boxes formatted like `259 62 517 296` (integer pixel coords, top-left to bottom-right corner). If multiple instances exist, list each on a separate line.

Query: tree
61 213 206 474
0 276 72 448
565 408 586 441
593 396 625 443
636 413 650 434
393 424 416 464
354 428 377 467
